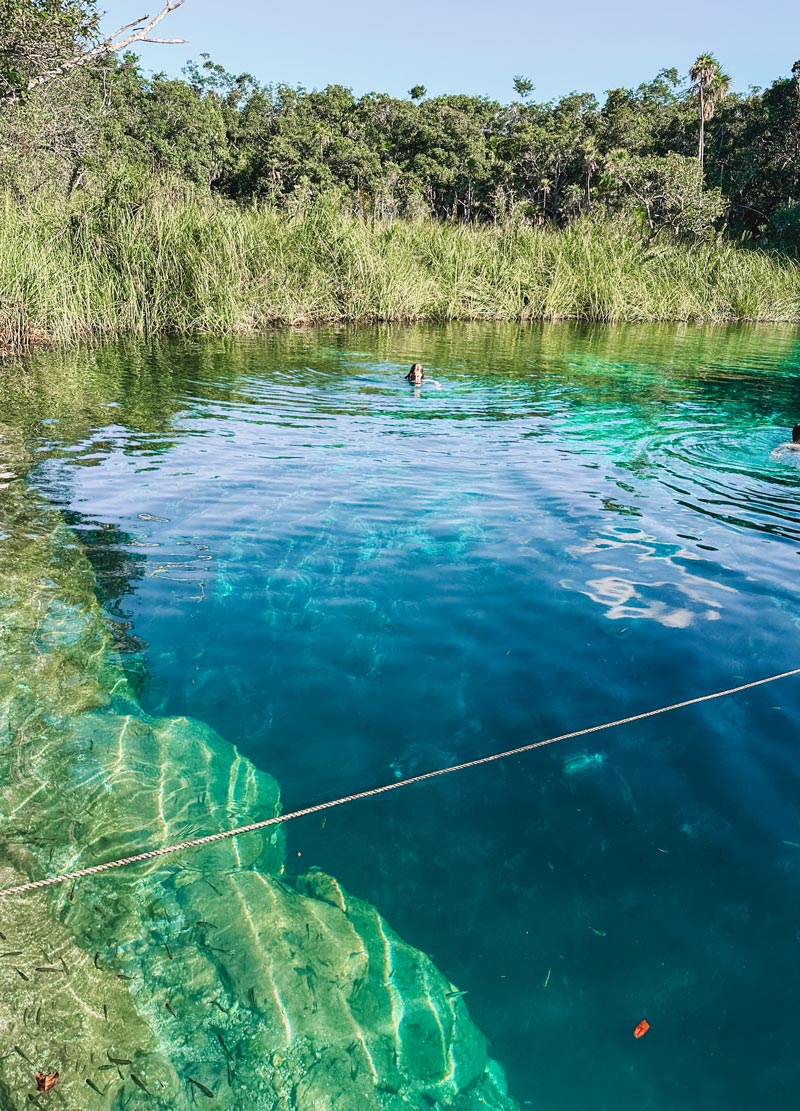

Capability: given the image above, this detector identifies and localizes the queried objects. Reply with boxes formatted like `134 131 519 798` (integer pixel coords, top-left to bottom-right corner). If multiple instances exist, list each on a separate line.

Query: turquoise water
6 322 800 1109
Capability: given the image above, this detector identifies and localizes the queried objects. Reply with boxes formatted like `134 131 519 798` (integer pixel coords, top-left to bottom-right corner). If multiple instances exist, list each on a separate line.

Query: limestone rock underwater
0 427 517 1110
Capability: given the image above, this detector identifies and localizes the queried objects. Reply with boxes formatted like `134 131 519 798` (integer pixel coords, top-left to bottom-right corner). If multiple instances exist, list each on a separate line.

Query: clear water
4 322 800 1109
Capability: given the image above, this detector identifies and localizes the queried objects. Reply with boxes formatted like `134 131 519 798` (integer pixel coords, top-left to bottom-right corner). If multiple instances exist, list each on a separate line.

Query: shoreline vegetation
3 5 800 349
2 194 800 348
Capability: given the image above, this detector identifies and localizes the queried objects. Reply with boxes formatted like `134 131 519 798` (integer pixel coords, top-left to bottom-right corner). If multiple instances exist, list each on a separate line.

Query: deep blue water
18 323 800 1109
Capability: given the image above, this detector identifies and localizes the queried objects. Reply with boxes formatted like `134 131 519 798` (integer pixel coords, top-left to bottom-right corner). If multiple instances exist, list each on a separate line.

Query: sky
99 0 800 103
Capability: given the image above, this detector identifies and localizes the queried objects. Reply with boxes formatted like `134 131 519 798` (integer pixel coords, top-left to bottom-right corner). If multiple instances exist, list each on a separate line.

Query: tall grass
2 190 799 344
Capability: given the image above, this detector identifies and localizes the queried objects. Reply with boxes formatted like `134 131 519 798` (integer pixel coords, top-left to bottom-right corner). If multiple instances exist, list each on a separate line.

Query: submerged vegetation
2 1 800 339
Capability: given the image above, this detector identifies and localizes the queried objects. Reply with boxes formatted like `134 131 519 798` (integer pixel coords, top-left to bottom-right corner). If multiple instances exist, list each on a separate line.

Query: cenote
2 322 800 1110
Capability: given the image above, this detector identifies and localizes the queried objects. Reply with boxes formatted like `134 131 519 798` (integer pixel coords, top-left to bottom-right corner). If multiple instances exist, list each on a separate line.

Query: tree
581 135 600 205
606 150 725 240
0 0 186 104
793 60 800 98
513 75 534 100
408 85 426 101
689 52 730 168
497 91 598 222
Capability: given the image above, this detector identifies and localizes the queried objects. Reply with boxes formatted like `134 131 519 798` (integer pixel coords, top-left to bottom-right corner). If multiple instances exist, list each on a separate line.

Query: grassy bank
2 192 800 344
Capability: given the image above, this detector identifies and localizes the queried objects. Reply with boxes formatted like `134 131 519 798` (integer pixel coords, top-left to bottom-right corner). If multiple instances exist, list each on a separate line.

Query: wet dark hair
406 363 425 381
793 425 800 444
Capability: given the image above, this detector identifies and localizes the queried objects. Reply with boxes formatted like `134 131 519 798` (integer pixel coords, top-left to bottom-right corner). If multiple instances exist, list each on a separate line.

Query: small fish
633 1019 650 1039
217 1034 232 1060
589 927 606 937
35 1070 59 1092
543 969 551 988
14 1046 32 1062
117 973 133 981
14 968 29 981
782 840 800 849
444 989 469 999
94 953 101 969
35 1007 41 1025
188 1077 215 1098
165 1002 176 1018
248 987 256 1007
656 847 669 854
164 944 173 961
0 950 24 958
34 966 62 974
130 1074 150 1095
210 1000 229 1015
107 1054 133 1066
86 1078 104 1095
227 1065 233 1088
60 957 68 975
102 1004 108 1023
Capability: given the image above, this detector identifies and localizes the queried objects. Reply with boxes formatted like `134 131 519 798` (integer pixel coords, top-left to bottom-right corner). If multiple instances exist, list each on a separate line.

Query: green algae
0 425 516 1109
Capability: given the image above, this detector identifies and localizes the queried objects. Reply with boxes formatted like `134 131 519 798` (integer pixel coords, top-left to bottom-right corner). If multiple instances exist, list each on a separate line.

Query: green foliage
513 76 534 100
99 54 228 186
2 0 800 343
1 190 798 343
769 203 800 252
689 52 731 167
0 0 97 99
605 151 726 240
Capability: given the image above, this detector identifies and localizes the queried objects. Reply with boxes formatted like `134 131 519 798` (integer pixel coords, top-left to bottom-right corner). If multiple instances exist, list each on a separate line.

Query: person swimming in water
770 423 800 459
405 363 440 388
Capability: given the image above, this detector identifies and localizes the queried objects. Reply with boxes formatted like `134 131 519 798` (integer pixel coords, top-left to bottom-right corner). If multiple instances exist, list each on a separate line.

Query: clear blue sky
100 0 800 102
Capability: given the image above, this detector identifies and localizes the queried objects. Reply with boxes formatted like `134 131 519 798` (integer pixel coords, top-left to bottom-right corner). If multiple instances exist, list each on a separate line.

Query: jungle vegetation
2 0 800 341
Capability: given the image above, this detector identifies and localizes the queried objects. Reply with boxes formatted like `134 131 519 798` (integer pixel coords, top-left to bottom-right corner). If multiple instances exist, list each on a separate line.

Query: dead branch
22 1 187 98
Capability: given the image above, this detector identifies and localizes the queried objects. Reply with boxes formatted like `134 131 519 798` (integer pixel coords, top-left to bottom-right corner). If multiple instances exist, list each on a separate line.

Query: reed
1 191 799 344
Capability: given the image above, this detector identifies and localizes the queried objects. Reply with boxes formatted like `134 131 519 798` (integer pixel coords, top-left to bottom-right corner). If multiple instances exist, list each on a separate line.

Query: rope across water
2 666 799 899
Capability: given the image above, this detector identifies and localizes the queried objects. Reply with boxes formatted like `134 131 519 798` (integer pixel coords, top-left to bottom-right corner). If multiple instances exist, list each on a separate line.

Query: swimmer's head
793 424 800 444
406 363 424 383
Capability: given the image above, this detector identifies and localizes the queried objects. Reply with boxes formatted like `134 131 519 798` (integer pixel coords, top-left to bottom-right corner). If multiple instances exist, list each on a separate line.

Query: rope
2 665 799 900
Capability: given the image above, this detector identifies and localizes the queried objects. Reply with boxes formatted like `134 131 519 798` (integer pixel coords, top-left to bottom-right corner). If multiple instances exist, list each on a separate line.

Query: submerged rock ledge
0 428 517 1110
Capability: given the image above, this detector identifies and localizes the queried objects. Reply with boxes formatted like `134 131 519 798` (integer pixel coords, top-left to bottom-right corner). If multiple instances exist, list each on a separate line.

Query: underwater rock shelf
0 426 517 1110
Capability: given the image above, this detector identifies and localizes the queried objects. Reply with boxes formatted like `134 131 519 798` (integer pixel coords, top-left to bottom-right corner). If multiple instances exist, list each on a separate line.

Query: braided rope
2 665 799 900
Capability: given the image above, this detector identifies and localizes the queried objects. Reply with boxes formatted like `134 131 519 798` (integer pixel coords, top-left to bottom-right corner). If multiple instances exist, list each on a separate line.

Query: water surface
4 322 800 1110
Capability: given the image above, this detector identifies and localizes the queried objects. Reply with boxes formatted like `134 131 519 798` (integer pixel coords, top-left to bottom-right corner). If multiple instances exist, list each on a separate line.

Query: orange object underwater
633 1019 650 1039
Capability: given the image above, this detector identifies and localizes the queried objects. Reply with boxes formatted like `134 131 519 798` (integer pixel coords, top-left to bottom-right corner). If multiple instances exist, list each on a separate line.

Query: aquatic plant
1 192 799 345
0 426 517 1109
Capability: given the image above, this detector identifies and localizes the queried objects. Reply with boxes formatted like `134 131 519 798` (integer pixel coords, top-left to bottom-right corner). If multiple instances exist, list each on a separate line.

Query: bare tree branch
20 0 187 98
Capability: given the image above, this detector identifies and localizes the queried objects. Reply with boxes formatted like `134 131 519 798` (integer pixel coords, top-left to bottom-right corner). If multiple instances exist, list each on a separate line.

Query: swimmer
770 424 800 460
781 424 800 449
405 363 440 388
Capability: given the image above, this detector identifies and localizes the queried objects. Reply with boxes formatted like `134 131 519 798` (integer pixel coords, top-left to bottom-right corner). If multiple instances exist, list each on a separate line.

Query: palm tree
581 137 600 206
690 53 731 169
792 60 800 99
